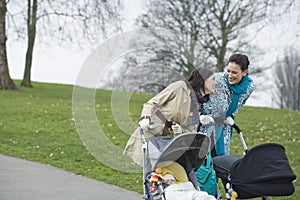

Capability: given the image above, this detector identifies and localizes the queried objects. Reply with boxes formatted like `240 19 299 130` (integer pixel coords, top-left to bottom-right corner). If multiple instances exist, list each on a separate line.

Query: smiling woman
199 53 254 157
226 57 249 85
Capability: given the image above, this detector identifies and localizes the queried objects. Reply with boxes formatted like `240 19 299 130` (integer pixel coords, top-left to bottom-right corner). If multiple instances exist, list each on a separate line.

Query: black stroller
139 127 211 200
213 124 297 200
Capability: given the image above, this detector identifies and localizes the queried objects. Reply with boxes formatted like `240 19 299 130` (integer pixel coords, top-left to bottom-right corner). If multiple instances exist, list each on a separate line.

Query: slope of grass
0 81 299 199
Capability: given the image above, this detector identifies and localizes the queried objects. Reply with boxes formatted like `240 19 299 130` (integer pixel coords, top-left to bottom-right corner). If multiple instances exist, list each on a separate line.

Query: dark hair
187 68 213 90
186 68 213 103
229 54 250 71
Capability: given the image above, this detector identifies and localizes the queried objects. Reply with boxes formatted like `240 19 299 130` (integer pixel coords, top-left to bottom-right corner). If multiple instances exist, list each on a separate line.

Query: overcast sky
7 0 300 108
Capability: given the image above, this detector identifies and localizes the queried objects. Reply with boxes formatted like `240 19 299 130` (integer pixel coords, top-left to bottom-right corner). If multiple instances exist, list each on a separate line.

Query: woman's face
226 62 248 85
204 74 216 94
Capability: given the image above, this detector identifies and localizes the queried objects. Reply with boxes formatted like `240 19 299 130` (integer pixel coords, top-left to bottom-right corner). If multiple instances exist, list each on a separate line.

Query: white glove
139 118 151 131
224 116 234 126
171 123 183 136
199 115 215 125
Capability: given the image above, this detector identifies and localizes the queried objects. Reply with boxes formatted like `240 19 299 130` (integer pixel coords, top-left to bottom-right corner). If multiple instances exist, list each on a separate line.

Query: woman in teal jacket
199 54 254 156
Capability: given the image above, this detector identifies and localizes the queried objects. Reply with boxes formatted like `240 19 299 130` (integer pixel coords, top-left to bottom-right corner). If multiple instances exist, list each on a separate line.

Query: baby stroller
212 124 297 200
139 127 211 200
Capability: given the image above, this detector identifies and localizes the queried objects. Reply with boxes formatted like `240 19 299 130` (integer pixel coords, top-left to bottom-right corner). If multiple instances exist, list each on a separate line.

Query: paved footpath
0 154 141 200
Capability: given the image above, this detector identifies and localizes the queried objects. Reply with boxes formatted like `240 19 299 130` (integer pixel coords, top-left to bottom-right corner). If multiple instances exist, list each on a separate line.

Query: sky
7 0 145 86
7 0 300 109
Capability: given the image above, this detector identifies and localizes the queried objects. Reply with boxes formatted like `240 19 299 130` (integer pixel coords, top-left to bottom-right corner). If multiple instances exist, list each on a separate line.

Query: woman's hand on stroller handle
224 116 234 126
139 116 152 131
199 115 215 125
171 122 183 136
222 117 241 134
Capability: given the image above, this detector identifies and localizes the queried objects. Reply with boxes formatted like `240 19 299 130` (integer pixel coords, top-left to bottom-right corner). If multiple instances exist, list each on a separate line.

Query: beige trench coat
123 80 196 166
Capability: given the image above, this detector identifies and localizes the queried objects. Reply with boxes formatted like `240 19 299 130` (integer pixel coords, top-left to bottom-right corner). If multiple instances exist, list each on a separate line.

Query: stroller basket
213 143 296 199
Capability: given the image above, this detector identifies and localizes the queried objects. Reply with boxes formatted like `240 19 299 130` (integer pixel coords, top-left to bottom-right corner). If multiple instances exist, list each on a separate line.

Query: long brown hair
187 68 213 92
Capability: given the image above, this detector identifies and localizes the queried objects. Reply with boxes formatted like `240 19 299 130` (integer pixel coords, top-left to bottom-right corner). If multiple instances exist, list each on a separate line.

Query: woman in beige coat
123 68 216 166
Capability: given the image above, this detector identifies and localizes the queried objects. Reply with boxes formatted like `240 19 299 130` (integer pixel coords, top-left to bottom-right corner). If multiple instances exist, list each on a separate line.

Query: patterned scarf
215 75 252 155
225 75 252 117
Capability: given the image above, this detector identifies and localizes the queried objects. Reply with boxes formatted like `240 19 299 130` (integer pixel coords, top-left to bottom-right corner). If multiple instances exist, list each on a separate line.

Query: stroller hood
231 143 296 198
147 133 210 171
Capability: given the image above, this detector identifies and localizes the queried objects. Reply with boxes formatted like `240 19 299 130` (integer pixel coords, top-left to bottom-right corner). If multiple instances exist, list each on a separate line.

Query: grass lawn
0 81 299 199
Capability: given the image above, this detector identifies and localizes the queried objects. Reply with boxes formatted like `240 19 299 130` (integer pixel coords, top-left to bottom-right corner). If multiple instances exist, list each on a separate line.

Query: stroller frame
139 126 211 200
213 124 296 200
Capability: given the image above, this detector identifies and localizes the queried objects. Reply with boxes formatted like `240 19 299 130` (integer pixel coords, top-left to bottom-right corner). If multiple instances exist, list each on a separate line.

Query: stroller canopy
147 133 210 171
231 143 296 198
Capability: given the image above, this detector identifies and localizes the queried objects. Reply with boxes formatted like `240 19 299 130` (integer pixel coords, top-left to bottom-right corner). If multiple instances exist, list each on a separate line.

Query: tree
138 0 295 74
273 48 299 111
138 0 214 77
101 50 182 93
0 0 17 90
6 0 123 87
21 0 38 87
102 0 294 94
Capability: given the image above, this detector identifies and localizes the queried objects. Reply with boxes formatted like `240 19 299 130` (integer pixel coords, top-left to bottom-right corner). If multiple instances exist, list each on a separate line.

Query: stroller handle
232 124 241 134
139 126 150 198
232 124 248 154
139 125 147 145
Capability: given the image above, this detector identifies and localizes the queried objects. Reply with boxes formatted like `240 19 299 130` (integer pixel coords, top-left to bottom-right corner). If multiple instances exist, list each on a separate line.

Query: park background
5 0 300 109
0 0 299 199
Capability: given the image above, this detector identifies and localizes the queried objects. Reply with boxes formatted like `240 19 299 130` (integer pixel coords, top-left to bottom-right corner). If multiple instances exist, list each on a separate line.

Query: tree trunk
216 46 227 72
21 0 37 87
0 0 18 90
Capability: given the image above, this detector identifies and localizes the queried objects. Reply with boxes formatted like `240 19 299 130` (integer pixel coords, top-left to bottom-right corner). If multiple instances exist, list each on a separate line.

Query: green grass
0 81 299 199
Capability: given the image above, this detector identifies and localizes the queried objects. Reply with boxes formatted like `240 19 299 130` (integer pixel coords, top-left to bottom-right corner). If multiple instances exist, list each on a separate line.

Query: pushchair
139 127 212 200
212 124 297 200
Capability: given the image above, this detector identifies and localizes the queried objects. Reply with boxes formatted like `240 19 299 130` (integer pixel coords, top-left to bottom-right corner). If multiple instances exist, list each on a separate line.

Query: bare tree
102 0 295 94
5 0 123 87
21 0 38 87
100 49 183 94
137 0 295 73
138 0 213 77
273 48 299 110
0 0 17 90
